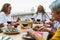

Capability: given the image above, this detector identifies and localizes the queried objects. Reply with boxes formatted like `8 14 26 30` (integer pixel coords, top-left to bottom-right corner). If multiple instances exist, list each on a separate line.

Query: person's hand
27 29 35 36
41 28 49 32
49 21 54 27
10 22 14 26
27 29 34 34
44 21 54 27
0 23 4 28
43 24 50 27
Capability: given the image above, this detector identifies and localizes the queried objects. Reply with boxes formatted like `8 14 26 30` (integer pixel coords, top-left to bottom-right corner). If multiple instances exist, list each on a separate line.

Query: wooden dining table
0 23 29 40
0 22 50 40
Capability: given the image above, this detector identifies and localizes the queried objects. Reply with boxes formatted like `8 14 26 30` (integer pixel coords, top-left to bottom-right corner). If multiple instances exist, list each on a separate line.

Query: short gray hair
49 0 60 12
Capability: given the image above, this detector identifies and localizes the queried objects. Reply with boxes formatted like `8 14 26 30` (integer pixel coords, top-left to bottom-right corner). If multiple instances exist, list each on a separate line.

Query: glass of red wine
22 23 28 27
37 19 40 22
31 18 35 20
36 19 40 23
31 18 34 20
7 21 11 24
31 18 35 22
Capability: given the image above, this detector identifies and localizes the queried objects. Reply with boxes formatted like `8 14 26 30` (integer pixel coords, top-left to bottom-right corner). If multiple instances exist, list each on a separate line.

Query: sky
0 0 55 14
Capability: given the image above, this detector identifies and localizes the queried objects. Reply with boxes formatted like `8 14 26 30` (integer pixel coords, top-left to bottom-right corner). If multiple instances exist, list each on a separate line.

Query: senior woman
49 0 60 40
27 0 60 40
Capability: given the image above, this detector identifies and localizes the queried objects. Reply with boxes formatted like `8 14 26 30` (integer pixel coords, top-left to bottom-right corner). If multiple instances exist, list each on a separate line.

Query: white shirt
0 12 12 26
32 13 50 22
35 13 42 21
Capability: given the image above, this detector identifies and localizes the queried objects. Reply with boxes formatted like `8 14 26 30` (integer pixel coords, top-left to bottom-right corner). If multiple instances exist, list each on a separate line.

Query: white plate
3 28 20 35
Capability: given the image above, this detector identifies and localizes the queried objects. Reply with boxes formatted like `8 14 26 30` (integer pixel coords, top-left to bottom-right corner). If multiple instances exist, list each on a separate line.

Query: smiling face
7 5 12 14
1 3 12 15
38 6 43 12
37 5 45 13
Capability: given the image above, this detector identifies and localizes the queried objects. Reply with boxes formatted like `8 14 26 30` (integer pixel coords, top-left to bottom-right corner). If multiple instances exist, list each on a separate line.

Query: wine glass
31 18 35 21
37 19 40 22
37 19 40 23
22 23 28 27
7 21 11 24
31 18 34 20
22 23 28 29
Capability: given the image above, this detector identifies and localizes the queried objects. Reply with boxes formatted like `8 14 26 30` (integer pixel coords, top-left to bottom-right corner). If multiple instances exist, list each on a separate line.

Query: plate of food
3 26 20 35
22 34 35 40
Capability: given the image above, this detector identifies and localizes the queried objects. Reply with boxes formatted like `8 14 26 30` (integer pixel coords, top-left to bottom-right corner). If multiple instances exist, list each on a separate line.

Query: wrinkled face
7 5 11 14
51 10 60 21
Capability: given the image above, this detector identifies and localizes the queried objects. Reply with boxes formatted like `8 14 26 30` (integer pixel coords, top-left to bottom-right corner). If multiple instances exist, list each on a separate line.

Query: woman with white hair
41 0 60 40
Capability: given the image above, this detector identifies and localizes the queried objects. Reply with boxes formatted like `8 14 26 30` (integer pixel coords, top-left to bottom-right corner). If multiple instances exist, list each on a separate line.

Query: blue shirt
52 21 60 32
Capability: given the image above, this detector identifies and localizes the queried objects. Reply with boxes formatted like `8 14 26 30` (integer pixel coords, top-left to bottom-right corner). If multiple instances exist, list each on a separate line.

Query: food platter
3 27 20 35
